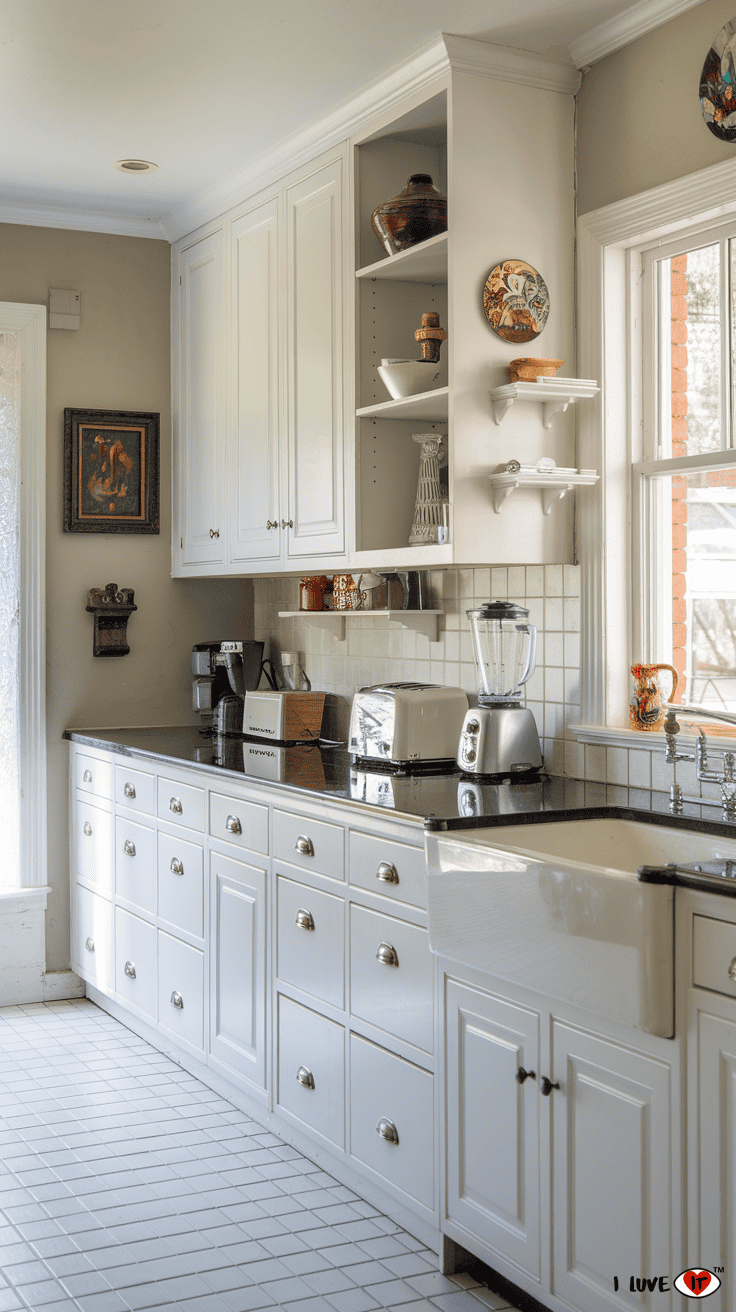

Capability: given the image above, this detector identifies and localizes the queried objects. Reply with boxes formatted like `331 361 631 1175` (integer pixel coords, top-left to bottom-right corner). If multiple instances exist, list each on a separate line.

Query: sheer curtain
0 330 20 888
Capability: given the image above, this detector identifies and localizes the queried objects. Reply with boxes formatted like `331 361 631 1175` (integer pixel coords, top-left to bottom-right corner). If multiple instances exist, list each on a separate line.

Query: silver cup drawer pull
85 937 95 952
728 957 736 982
296 1066 315 1089
123 839 136 857
295 835 314 857
170 858 184 876
124 782 136 799
375 941 399 967
124 961 136 979
171 991 184 1009
295 908 315 931
376 1117 399 1145
83 821 93 836
377 861 399 884
83 769 92 783
226 814 242 834
170 797 183 814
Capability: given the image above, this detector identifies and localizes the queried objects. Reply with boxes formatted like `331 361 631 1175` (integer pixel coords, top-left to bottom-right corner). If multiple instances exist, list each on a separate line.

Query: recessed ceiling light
114 159 158 174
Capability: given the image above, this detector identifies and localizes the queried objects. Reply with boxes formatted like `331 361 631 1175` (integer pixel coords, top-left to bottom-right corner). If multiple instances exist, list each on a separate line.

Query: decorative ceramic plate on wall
700 17 736 141
483 259 550 343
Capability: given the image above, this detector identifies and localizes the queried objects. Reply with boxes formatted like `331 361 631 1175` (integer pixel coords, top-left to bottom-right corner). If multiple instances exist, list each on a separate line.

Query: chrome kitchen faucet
664 705 736 819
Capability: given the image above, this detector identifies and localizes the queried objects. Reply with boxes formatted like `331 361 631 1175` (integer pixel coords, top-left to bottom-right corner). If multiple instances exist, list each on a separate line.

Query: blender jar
467 601 537 705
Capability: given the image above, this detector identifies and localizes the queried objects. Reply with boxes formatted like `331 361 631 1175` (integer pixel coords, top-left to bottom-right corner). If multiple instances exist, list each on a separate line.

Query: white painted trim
579 157 736 246
162 34 579 242
0 886 50 911
570 0 704 70
0 200 167 240
1 304 47 889
571 724 736 750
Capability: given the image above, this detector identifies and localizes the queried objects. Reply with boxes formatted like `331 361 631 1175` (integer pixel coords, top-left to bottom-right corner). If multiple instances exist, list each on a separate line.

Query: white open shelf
356 386 449 422
278 609 441 642
490 377 599 428
488 464 599 514
355 232 448 283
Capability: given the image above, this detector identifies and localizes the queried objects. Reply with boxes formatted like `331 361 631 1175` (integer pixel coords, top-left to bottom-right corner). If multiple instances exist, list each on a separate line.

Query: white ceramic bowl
377 359 442 400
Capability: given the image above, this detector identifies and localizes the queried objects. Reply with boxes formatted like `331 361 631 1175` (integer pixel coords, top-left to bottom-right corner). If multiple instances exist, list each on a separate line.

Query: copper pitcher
629 663 679 732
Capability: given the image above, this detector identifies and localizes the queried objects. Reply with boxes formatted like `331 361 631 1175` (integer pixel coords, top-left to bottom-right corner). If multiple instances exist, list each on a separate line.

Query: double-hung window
635 222 736 714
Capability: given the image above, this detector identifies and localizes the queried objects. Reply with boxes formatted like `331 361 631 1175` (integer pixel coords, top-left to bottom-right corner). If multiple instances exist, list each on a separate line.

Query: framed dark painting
64 407 160 534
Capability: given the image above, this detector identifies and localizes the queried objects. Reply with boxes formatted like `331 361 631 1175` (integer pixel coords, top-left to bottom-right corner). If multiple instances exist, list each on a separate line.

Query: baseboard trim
43 970 86 1001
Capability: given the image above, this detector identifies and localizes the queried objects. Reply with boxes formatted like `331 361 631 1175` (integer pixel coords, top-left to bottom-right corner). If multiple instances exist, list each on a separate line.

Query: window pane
667 244 721 456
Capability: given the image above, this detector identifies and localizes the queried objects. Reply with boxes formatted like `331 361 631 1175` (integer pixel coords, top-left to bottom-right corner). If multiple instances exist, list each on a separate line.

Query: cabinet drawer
115 908 156 1020
210 791 268 855
349 831 426 908
157 776 205 831
115 816 156 915
693 914 736 998
274 808 344 880
74 798 113 895
75 752 113 800
158 931 205 1053
115 763 155 815
277 875 345 1009
158 831 204 939
277 995 345 1149
74 884 113 990
350 905 434 1054
350 1034 434 1211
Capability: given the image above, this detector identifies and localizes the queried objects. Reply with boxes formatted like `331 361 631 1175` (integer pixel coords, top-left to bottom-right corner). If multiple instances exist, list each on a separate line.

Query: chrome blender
457 600 543 777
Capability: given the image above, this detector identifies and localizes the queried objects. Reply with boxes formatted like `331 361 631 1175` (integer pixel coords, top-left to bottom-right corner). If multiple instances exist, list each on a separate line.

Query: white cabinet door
445 979 541 1282
696 1009 736 1311
209 848 267 1087
175 229 226 571
551 1021 673 1312
230 197 282 565
285 157 345 560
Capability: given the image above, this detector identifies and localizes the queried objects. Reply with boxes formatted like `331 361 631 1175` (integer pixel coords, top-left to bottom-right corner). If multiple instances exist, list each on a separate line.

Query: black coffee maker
192 641 271 729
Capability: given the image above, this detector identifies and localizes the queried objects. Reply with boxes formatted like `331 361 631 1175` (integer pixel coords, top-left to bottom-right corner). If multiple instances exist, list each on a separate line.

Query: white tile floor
0 1001 522 1312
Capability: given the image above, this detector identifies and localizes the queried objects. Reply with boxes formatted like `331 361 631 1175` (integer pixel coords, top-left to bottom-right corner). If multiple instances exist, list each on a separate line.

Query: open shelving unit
356 386 449 423
490 378 599 428
278 609 441 642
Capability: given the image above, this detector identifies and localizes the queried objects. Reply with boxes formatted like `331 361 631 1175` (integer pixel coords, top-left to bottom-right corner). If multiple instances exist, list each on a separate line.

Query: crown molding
578 156 736 246
571 0 704 70
162 32 579 242
0 200 167 240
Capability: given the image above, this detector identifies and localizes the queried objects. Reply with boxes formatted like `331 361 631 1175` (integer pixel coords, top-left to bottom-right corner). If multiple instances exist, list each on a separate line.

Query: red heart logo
684 1271 712 1294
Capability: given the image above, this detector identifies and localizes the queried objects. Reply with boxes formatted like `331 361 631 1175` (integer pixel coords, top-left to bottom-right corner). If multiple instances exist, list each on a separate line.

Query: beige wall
577 0 736 215
0 223 251 972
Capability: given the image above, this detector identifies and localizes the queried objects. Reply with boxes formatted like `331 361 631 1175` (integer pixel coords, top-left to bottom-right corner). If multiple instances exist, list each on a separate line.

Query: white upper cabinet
174 229 227 572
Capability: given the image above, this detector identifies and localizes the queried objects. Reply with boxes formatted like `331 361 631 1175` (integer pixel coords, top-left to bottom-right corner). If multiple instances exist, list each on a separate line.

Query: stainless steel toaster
348 682 468 767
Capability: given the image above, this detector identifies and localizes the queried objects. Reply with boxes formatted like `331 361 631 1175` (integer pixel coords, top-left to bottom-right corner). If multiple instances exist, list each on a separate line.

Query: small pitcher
629 663 679 732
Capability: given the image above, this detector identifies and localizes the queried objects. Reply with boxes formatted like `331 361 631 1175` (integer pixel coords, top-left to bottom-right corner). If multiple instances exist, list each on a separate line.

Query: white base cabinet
209 848 267 1087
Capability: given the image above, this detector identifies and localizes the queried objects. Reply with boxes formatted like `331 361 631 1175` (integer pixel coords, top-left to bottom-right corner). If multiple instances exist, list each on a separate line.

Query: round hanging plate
700 18 736 141
483 260 550 344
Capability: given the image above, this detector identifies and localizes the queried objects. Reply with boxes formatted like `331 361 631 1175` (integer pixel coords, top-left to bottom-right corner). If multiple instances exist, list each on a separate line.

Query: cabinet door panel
446 980 540 1281
209 849 267 1087
350 1034 434 1211
115 908 157 1021
74 884 113 991
158 930 205 1054
177 230 226 568
74 798 113 895
286 158 345 559
350 904 433 1053
697 1010 736 1312
277 995 345 1149
230 198 281 564
551 1022 672 1311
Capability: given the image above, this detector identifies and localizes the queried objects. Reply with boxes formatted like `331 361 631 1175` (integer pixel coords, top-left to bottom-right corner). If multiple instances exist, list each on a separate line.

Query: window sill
570 723 736 750
0 886 51 912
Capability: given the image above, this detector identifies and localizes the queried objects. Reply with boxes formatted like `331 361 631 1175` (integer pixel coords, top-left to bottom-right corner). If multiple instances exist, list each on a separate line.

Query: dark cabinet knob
515 1066 536 1084
541 1076 560 1096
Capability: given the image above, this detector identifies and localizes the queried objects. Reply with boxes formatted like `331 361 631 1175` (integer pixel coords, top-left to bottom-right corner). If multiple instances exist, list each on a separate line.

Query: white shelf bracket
492 397 515 427
542 397 573 429
492 481 519 513
542 484 572 515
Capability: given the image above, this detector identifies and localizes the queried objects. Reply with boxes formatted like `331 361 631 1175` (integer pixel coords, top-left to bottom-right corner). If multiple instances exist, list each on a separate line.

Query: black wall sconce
86 583 137 656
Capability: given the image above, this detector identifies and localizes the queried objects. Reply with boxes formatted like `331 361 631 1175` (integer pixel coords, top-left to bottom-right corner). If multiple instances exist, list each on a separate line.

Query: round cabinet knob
376 1117 399 1145
225 814 242 834
124 961 136 979
540 1076 560 1097
295 835 314 857
728 957 736 982
281 518 293 529
516 1067 536 1085
83 769 93 783
296 1066 315 1089
170 798 183 814
170 858 184 876
376 861 399 884
375 942 399 967
83 821 92 836
124 782 136 799
266 519 278 530
123 840 136 857
171 991 184 1009
85 937 95 953
295 909 315 931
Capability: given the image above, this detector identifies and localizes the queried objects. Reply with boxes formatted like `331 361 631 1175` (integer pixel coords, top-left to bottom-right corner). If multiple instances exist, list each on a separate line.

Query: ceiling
0 0 694 238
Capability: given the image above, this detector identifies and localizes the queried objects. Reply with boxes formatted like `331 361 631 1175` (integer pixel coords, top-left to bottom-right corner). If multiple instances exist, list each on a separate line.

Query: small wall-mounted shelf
490 377 599 428
488 463 599 514
278 609 441 642
356 387 449 423
356 232 448 284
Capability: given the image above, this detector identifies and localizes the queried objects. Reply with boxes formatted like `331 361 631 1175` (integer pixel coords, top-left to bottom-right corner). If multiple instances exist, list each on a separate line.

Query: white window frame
0 303 47 893
577 159 736 742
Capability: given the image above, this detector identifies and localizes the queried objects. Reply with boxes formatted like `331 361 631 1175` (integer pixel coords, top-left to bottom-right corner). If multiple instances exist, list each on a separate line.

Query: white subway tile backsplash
628 750 652 790
525 565 544 596
490 567 507 598
563 564 581 596
544 597 563 631
507 566 525 597
544 565 563 596
606 746 629 786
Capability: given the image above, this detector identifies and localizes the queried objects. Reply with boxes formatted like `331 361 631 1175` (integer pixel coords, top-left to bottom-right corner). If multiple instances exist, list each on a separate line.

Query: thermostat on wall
49 288 81 330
